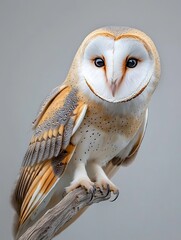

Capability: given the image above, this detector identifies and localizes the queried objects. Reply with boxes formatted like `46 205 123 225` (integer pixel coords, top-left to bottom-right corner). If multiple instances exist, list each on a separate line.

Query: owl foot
66 177 95 195
95 179 119 202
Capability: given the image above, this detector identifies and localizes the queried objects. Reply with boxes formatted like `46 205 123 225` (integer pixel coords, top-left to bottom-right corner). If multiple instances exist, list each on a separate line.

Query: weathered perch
18 187 112 240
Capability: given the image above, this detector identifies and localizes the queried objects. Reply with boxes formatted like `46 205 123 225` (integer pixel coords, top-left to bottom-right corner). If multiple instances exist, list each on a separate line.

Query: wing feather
32 85 67 128
13 84 87 236
54 134 62 157
37 139 46 161
20 162 54 224
104 109 148 177
49 136 56 159
17 144 76 226
22 86 86 167
43 138 51 160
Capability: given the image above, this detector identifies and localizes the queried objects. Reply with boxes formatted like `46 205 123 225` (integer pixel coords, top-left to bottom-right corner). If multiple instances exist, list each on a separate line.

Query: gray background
0 0 180 239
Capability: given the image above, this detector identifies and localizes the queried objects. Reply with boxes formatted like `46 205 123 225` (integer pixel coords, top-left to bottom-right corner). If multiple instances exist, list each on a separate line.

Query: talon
99 188 104 195
93 185 96 194
110 189 119 202
94 180 118 199
88 185 96 203
105 184 111 197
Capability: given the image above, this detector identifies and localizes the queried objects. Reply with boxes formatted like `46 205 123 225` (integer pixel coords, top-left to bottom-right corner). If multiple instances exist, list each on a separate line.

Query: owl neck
83 91 149 118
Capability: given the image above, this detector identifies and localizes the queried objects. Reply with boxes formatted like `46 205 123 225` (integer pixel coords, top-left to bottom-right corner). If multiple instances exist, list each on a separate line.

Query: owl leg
87 161 119 200
65 161 94 194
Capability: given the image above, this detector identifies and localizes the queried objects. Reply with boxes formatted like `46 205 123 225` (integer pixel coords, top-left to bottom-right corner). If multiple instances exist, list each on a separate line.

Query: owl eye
126 58 138 68
94 58 105 67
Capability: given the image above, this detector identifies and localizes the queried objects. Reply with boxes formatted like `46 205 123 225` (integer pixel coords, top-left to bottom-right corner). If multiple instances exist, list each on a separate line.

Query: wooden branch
18 187 111 240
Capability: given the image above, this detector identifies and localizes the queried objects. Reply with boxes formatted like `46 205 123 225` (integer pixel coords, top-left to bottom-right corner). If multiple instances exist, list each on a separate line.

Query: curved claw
110 189 119 202
105 184 111 197
87 185 96 203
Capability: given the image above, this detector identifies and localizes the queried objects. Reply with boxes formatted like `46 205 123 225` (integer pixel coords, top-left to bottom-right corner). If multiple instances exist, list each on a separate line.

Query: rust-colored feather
22 85 86 167
17 143 76 228
13 84 87 236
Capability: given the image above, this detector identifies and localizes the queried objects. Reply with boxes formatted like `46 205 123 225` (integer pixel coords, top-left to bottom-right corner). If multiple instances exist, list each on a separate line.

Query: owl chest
72 117 132 166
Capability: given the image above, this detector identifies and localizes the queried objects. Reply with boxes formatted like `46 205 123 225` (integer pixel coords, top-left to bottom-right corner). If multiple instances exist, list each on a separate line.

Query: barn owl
12 26 160 238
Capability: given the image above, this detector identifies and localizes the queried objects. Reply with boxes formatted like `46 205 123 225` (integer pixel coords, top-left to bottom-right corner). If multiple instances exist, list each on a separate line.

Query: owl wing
104 109 148 177
13 85 87 229
23 85 86 167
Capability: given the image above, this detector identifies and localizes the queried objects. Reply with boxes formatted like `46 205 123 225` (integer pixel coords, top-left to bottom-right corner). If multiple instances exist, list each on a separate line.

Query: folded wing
12 85 87 233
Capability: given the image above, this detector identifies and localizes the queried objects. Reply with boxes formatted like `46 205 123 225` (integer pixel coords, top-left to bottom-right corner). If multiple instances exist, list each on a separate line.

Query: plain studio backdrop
0 1 180 239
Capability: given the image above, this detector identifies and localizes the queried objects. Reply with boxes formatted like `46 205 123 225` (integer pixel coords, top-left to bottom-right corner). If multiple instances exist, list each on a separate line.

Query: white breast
71 123 130 167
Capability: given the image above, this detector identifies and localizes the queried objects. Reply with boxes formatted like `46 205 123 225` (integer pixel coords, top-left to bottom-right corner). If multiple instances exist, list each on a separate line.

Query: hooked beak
110 79 118 97
110 83 117 97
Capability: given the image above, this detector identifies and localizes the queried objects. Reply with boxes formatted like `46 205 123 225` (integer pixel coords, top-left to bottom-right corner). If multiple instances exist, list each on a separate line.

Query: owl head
68 26 160 112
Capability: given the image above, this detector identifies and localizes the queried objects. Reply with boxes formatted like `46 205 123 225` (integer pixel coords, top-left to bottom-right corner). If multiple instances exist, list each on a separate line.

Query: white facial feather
81 36 115 100
78 35 156 116
113 38 154 100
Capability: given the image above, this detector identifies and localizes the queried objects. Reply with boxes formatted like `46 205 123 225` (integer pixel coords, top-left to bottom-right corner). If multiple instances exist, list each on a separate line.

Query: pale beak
110 83 116 97
110 80 118 97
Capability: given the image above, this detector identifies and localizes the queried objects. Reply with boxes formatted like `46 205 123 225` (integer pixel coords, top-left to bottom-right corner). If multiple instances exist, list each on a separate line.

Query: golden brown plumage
12 26 160 238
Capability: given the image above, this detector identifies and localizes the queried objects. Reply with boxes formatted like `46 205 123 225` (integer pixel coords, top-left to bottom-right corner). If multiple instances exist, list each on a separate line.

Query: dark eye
126 58 138 68
94 58 105 67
